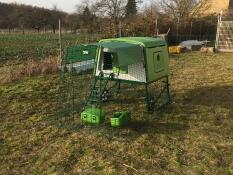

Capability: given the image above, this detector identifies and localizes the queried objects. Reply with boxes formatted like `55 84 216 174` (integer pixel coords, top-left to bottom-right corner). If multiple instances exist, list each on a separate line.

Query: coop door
103 52 113 70
153 51 164 73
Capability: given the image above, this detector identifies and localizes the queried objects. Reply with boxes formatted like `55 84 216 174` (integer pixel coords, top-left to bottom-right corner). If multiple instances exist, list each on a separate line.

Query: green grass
0 33 103 65
0 52 233 174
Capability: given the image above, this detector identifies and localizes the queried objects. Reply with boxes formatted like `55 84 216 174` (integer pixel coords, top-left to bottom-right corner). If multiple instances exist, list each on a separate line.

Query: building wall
229 0 233 9
207 0 229 14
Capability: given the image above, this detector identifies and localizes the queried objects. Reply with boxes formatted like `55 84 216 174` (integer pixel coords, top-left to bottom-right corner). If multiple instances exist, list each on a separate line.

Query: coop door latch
83 50 89 55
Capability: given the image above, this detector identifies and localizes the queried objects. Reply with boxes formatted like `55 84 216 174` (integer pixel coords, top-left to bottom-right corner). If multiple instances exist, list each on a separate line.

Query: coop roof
99 37 166 48
98 41 143 66
98 37 166 66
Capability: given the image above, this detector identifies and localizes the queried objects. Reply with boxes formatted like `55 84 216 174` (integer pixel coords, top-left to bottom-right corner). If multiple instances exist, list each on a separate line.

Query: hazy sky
0 0 153 13
0 0 82 13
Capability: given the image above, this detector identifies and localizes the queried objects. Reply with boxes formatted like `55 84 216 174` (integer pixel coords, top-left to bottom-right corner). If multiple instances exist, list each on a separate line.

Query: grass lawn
0 52 233 174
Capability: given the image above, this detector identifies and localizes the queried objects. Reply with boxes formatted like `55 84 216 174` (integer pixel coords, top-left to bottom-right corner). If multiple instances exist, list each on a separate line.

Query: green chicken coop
88 37 171 112
62 37 171 115
96 37 169 83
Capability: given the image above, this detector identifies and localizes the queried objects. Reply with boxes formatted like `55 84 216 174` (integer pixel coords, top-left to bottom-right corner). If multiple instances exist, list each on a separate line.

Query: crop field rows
0 34 103 65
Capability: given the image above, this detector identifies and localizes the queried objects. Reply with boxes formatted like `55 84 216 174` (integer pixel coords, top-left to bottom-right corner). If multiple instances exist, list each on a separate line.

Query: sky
0 0 153 13
0 0 82 13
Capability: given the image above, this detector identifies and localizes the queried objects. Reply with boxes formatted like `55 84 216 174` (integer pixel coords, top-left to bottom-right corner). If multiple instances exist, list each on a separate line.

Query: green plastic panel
66 44 98 64
99 41 142 66
100 37 166 48
146 46 169 82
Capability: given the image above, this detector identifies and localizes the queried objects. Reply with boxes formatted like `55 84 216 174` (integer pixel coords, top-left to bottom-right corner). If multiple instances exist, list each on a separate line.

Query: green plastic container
81 108 105 124
110 112 131 127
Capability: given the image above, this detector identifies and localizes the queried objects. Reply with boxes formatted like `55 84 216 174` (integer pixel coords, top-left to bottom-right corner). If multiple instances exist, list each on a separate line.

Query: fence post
155 18 158 36
189 21 193 40
215 11 223 50
176 17 180 43
118 20 122 38
59 19 63 66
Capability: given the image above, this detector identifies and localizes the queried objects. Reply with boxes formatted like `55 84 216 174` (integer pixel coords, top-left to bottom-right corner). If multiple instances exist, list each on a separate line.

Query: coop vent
103 52 113 70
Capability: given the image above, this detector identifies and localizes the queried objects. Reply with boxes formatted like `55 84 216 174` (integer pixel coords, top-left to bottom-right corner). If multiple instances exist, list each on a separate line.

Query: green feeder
81 108 105 124
110 112 131 127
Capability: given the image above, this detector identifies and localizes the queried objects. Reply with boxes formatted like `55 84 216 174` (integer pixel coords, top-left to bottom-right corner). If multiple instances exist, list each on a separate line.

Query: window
103 52 113 70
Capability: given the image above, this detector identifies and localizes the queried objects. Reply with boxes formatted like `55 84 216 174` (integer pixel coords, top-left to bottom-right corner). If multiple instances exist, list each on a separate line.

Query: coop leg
145 84 151 112
117 80 121 92
166 76 171 103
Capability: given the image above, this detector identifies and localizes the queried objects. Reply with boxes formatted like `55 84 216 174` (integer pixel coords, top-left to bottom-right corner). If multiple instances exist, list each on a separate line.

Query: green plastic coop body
95 37 169 84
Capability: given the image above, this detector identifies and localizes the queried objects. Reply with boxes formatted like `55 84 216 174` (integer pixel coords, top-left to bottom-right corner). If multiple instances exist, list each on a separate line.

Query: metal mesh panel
103 52 113 70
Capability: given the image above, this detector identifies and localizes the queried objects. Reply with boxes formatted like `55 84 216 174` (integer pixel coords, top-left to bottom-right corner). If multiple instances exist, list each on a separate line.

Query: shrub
0 57 59 84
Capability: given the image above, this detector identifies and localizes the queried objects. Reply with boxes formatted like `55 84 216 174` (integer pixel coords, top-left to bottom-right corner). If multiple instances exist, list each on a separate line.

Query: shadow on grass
125 120 189 134
46 89 181 135
44 110 84 133
183 85 233 111
46 83 233 136
46 110 190 136
123 85 233 135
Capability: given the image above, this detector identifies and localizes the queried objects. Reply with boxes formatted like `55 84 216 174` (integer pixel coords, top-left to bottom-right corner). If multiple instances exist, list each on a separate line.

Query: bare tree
229 0 233 10
75 0 99 33
94 0 127 34
75 0 92 13
51 4 60 33
160 0 211 20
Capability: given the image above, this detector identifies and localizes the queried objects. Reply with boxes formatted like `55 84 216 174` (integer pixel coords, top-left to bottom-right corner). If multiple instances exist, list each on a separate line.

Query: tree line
0 2 65 33
0 0 218 42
